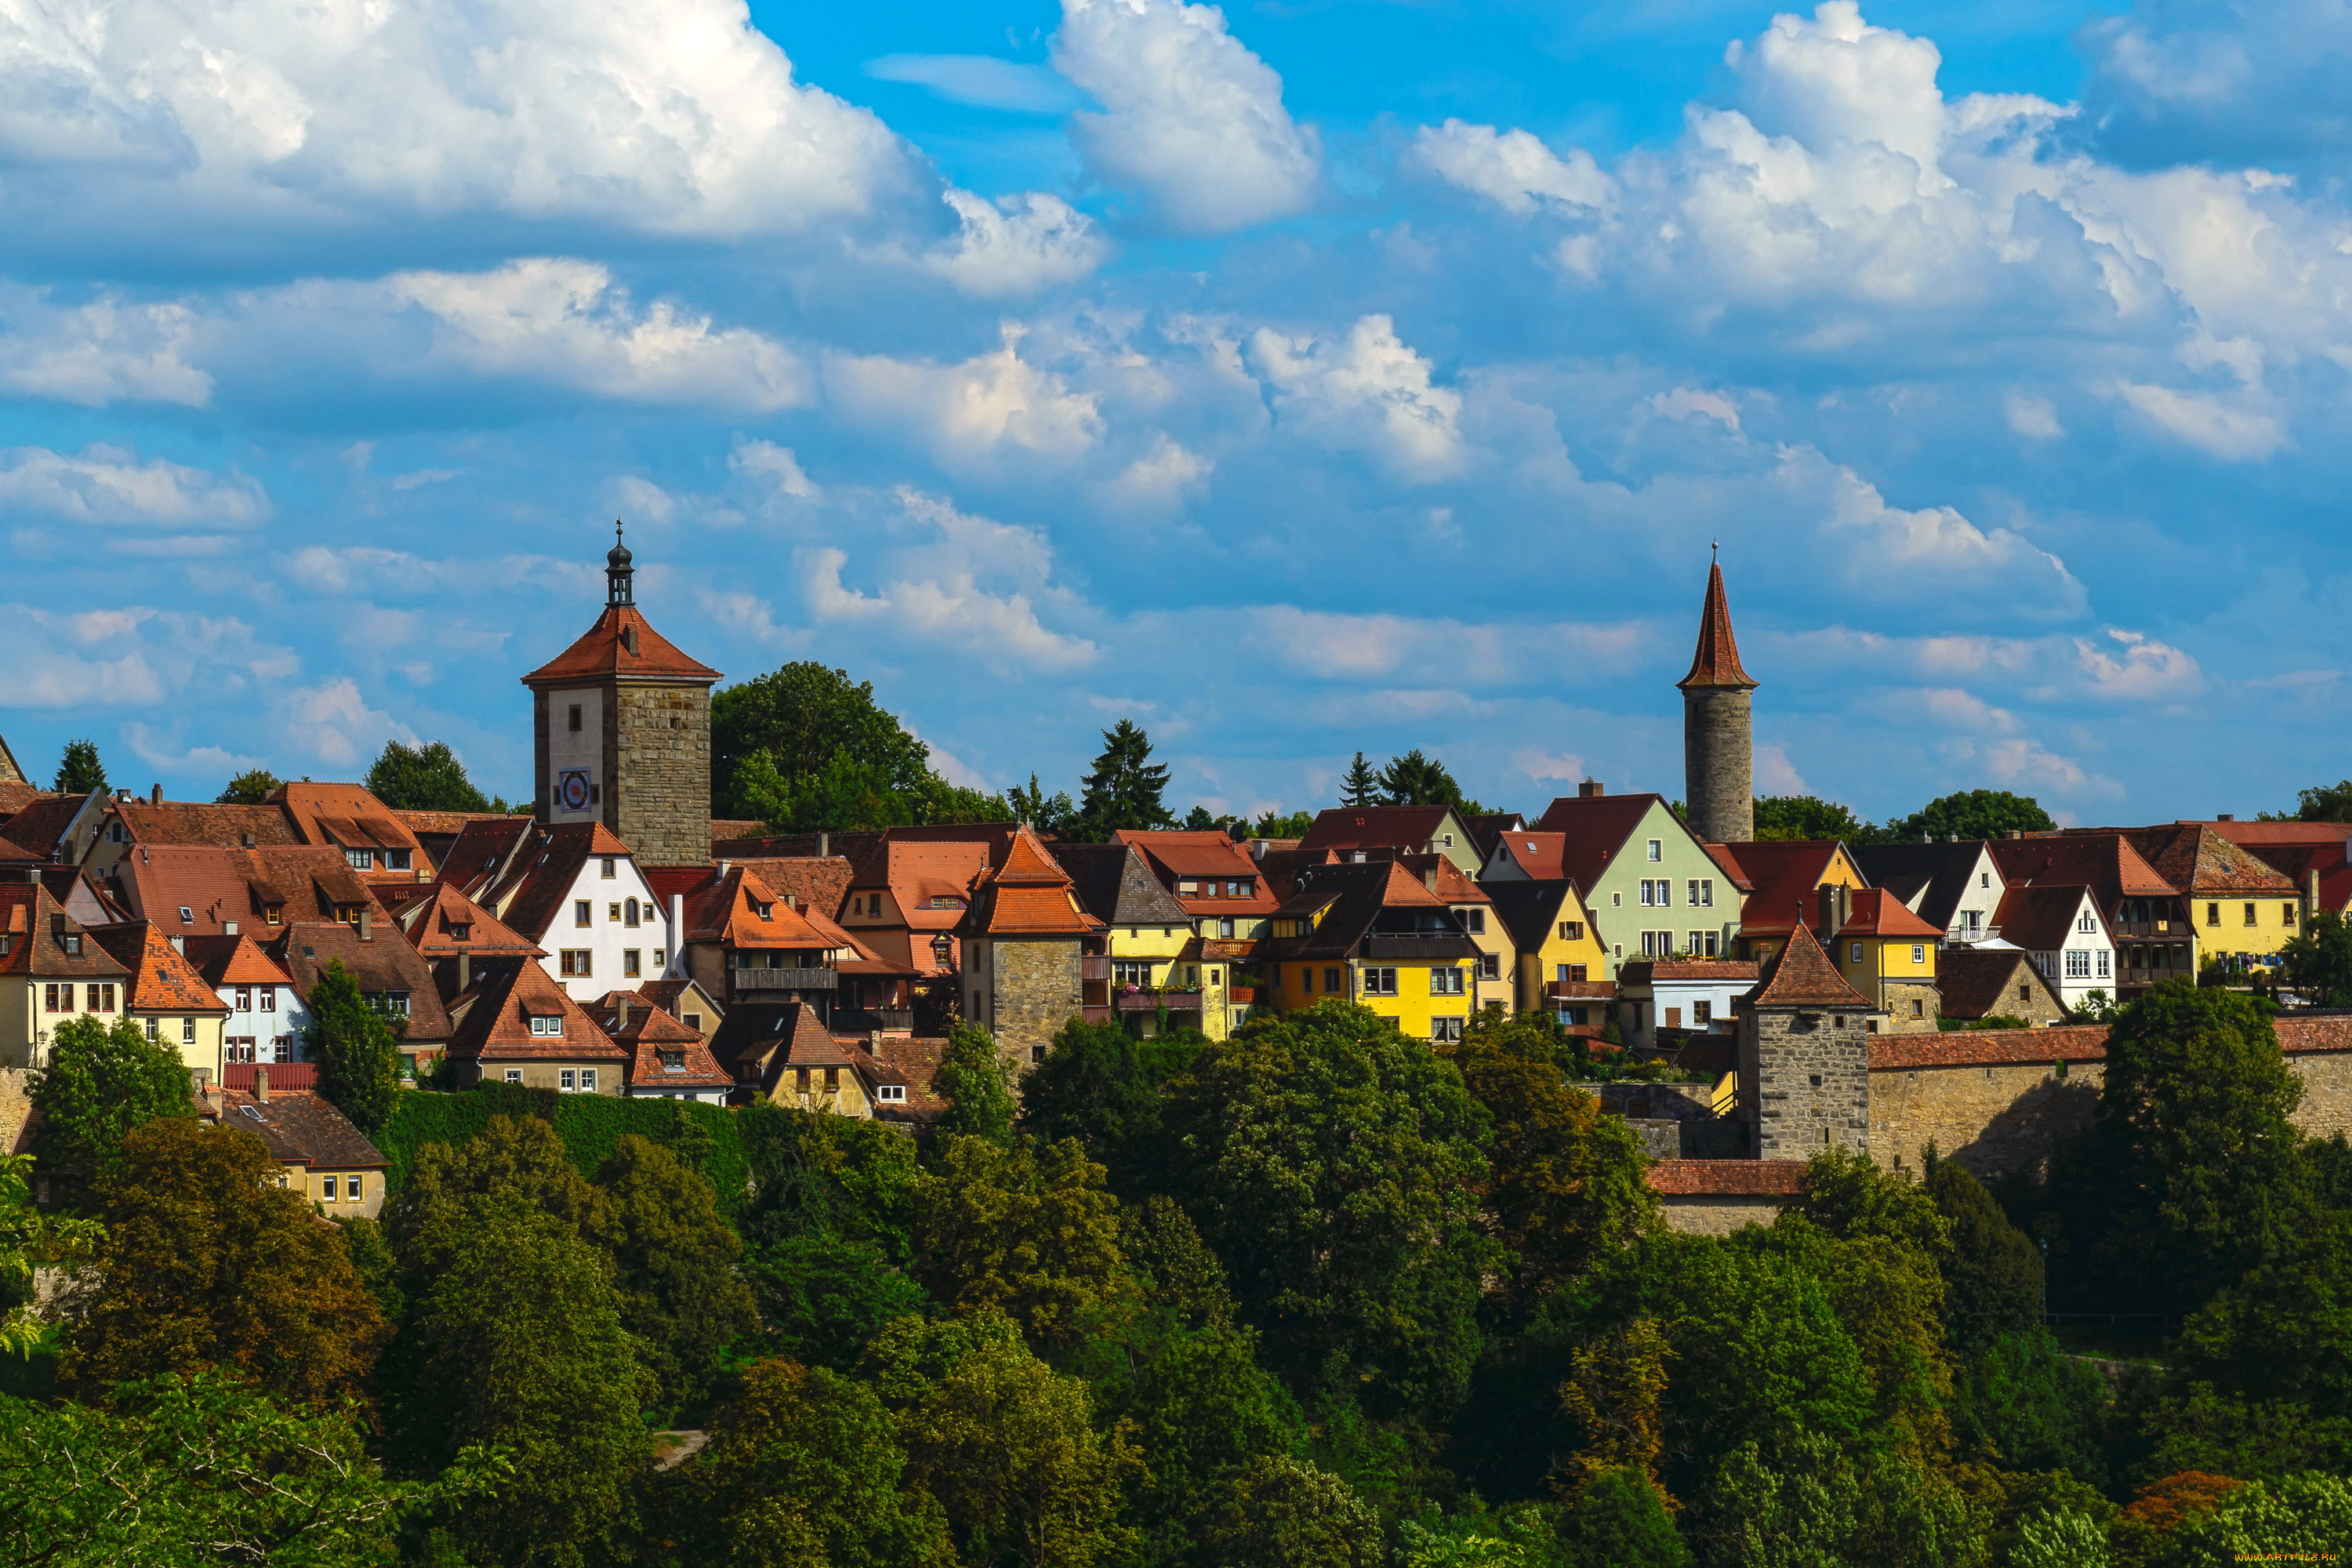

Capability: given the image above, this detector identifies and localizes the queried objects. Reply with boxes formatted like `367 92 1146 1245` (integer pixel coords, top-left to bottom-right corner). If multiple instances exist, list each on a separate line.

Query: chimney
1817 884 1838 939
1945 832 1958 843
1422 867 1439 891
1919 833 1930 843
2007 829 2025 840
223 920 238 936
253 1065 270 1104
2217 813 2236 822
1579 779 1604 799
617 996 630 1030
456 951 471 993
169 935 184 954
415 867 428 884
358 906 373 942
717 859 733 878
818 832 829 858
149 783 162 805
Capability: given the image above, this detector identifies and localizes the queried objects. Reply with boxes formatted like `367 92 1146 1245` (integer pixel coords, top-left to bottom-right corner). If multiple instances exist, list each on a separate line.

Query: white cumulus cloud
923 190 1111 298
1410 120 1613 213
0 445 269 527
825 325 1102 466
1247 315 1465 480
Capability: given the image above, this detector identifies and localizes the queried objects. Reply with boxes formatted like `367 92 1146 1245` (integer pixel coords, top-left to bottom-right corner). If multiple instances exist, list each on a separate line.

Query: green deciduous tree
0 1153 100 1356
590 1134 757 1408
1950 1330 2110 1477
1882 789 2054 843
2266 779 2352 823
31 1013 193 1190
912 1135 1131 1348
666 1356 953 1568
1751 796 1869 843
1189 1454 1383 1568
745 1232 929 1372
931 1023 1017 1145
1019 1017 1198 1188
1007 772 1080 836
381 1114 607 1289
2283 909 2352 1006
1163 1003 1492 1416
1558 1467 1687 1568
1252 808 1316 839
713 662 1001 830
1340 753 1382 808
1925 1157 2041 1355
863 1310 1142 1568
394 1201 652 1568
52 739 104 796
1075 720 1174 840
0 1371 501 1568
303 960 400 1135
60 1120 388 1408
363 739 492 812
214 768 282 804
1378 749 1467 810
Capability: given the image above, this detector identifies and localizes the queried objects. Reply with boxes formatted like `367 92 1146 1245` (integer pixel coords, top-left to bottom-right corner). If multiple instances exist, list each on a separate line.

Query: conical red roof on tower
1676 561 1757 691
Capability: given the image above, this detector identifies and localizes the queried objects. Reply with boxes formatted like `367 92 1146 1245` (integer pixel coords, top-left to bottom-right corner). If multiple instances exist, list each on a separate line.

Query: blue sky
2 0 2347 826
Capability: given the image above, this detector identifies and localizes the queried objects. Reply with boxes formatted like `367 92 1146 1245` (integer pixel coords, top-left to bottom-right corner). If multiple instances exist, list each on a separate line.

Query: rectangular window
1558 920 1583 940
1638 880 1652 907
1324 967 1345 994
144 1017 158 1041
260 987 275 1012
1570 963 1587 982
1111 960 1152 987
1461 908 1485 934
2244 902 2258 927
560 950 592 977
1693 1000 1712 1024
574 899 591 927
530 1014 563 1036
2207 902 2220 926
384 848 411 871
1361 967 1397 996
1431 1017 1464 1044
2078 910 2095 933
2285 902 2299 927
235 986 252 1011
1479 953 1501 980
568 704 583 732
601 858 617 879
385 992 410 1019
878 1084 906 1103
1641 931 1657 957
580 1069 597 1092
622 950 641 978
88 984 114 1012
2064 949 2092 979
320 1176 337 1200
1646 839 1662 862
607 902 621 922
44 983 65 1013
1911 944 1926 964
2096 950 2111 978
1431 967 1465 996
560 1069 576 1091
1219 916 1236 938
1849 942 1864 964
1178 878 1200 895
622 901 640 929
345 848 374 870
183 1017 195 1044
265 904 282 926
504 1069 524 1083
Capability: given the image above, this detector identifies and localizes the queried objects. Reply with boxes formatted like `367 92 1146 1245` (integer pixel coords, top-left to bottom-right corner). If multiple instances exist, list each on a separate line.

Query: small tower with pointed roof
521 524 723 869
1678 556 1758 845
1733 920 1873 1159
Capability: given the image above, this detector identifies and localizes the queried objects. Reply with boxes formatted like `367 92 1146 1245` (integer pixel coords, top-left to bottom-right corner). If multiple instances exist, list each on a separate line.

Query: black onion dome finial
606 519 635 604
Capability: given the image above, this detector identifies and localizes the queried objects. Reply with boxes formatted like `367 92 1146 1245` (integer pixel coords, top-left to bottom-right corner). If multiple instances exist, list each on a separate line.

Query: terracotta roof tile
180 932 296 989
1718 841 1848 937
521 604 721 685
2125 823 2298 897
1530 792 1688 898
0 781 51 817
89 923 230 1014
0 884 129 979
1869 1024 2113 1070
1747 921 1873 1009
271 922 452 1043
1488 831 1568 880
1836 888 1944 939
114 800 302 851
963 826 1098 936
1933 948 2056 1020
1990 833 2177 907
1676 561 1758 690
1646 1159 1806 1196
439 819 637 942
1850 840 1991 933
2277 1014 2352 1055
729 857 856 922
386 881 544 957
1988 884 2099 952
204 1087 386 1170
1621 959 1759 983
445 958 626 1064
1298 806 1464 857
2 794 95 858
587 992 734 1091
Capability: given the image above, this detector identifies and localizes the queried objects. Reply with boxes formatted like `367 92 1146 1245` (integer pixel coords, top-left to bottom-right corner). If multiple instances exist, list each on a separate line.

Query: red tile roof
1719 841 1849 938
1676 561 1758 690
1647 1159 1806 1196
586 992 733 1091
521 604 722 685
437 819 637 942
1934 948 2057 1021
1747 921 1872 1009
1621 959 1760 983
2125 823 2299 897
1989 884 2097 953
270 921 452 1044
0 884 129 980
1836 888 1943 939
1530 791 1685 895
89 923 230 1014
202 1087 386 1171
1990 832 2177 906
111 844 382 935
965 826 1099 936
2 794 95 859
445 958 627 1064
384 881 545 957
0 781 50 818
728 856 856 921
1486 830 1568 880
112 800 301 851
1298 805 1465 858
1870 1024 2113 1070
181 931 296 989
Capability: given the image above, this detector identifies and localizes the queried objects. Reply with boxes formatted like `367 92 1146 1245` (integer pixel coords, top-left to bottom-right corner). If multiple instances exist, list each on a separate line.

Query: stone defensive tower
521 525 721 868
1735 920 1873 1159
1678 557 1757 844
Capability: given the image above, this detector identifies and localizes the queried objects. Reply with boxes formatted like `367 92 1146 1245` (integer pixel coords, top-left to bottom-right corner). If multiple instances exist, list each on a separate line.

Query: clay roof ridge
1748 920 1872 1009
1676 560 1758 690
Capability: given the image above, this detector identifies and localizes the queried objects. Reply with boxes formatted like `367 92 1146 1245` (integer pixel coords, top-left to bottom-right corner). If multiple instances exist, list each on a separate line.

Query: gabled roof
111 800 300 851
203 1087 386 1171
1990 884 2100 953
1486 831 1567 881
728 856 857 922
847 835 997 933
1530 791 1689 893
1835 889 1943 939
444 957 625 1063
1485 879 1580 952
1701 842 1757 893
707 997 906 1102
1988 832 2176 909
1677 561 1758 691
1620 959 1759 985
0 884 129 980
1112 828 1256 880
1934 947 2060 1020
1850 840 1996 932
0 782 49 820
2124 823 2299 898
521 604 722 686
1265 861 1470 960
658 863 847 951
272 783 426 867
439 819 640 941
1051 841 1194 927
1398 854 1492 904
963 827 1099 937
638 977 724 1026
2 793 99 859
270 922 452 1043
180 931 296 989
586 992 733 1091
1868 1024 2114 1072
1746 920 1871 1009
88 923 231 1014
385 881 544 958
1717 841 1849 937
1462 812 1527 857
1299 805 1468 858
111 844 381 935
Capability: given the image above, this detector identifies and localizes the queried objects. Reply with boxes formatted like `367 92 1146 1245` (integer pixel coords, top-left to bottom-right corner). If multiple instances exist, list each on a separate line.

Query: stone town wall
1682 687 1753 844
611 684 712 868
1869 1058 2104 1179
990 939 1081 1067
1660 1195 1789 1236
1878 979 1943 1034
2288 1050 2352 1140
0 1067 31 1155
1742 1010 1870 1160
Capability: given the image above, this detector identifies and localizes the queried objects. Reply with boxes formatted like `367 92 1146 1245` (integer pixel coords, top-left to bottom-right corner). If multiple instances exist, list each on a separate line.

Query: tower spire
605 520 634 606
1677 555 1758 844
1677 558 1756 691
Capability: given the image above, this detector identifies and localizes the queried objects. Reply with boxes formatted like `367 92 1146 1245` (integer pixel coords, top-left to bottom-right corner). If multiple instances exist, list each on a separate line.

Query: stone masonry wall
1869 1059 2103 1179
990 939 1082 1067
0 1067 31 1155
1660 1195 1788 1236
1879 979 1943 1034
1744 1009 1870 1159
2288 1051 2352 1140
611 684 712 868
1682 687 1752 844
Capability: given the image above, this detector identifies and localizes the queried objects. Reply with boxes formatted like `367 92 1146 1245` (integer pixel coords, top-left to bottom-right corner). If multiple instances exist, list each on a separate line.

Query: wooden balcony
1080 954 1112 982
1081 1004 1115 1025
1226 985 1257 1004
1113 989 1203 1012
731 966 838 993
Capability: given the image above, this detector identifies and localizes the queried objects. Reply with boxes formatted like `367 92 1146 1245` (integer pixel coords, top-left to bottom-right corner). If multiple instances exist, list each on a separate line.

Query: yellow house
1715 840 1867 967
1486 880 1612 1023
1050 842 1216 1037
90 921 232 1080
1827 890 1942 1034
1262 862 1479 1045
2128 822 2301 978
0 882 133 1071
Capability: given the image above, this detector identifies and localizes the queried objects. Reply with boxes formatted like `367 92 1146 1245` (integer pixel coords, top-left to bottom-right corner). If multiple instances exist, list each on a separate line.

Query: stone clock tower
521 525 721 868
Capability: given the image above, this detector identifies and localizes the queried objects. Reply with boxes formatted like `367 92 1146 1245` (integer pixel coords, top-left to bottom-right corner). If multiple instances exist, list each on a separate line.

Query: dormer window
345 849 375 871
179 906 194 924
529 1014 563 1036
63 935 81 956
385 848 412 871
451 923 471 942
341 906 363 926
264 904 283 927
659 1051 684 1072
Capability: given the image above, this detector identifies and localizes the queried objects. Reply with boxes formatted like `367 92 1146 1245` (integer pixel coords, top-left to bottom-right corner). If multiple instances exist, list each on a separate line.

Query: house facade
956 827 1098 1065
1532 786 1742 975
1299 805 1483 877
437 818 673 1000
90 923 233 1080
1262 861 1482 1044
1988 884 2117 1014
0 883 132 1069
1486 880 1611 1022
1827 889 1944 1033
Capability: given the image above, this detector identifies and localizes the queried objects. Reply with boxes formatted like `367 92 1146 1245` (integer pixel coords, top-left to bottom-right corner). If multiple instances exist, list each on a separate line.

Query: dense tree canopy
589 1134 756 1407
913 1134 1131 1348
1882 789 2055 843
213 768 282 804
305 960 401 1134
2264 779 2352 823
1074 719 1174 840
713 661 1004 829
1751 795 1870 842
31 1014 194 1189
51 738 104 795
2284 909 2352 1007
1377 749 1475 811
362 739 494 812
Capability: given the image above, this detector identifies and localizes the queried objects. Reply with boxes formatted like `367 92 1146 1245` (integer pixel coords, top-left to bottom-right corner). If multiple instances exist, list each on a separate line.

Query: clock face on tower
557 769 593 814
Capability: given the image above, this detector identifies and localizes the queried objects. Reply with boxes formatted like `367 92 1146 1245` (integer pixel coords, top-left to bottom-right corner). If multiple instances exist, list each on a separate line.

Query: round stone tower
1677 558 1757 844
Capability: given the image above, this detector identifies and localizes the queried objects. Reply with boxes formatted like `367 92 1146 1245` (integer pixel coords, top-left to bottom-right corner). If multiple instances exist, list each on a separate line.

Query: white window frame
1430 967 1465 996
560 1069 576 1091
2096 950 2111 979
1849 942 1864 964
1646 839 1662 862
2064 949 2092 979
504 1069 524 1083
580 1069 597 1092
1911 945 1926 964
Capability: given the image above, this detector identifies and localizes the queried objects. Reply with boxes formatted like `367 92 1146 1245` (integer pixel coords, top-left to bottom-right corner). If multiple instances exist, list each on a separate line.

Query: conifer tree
52 738 105 795
303 960 401 1135
1073 720 1173 840
1339 752 1381 808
